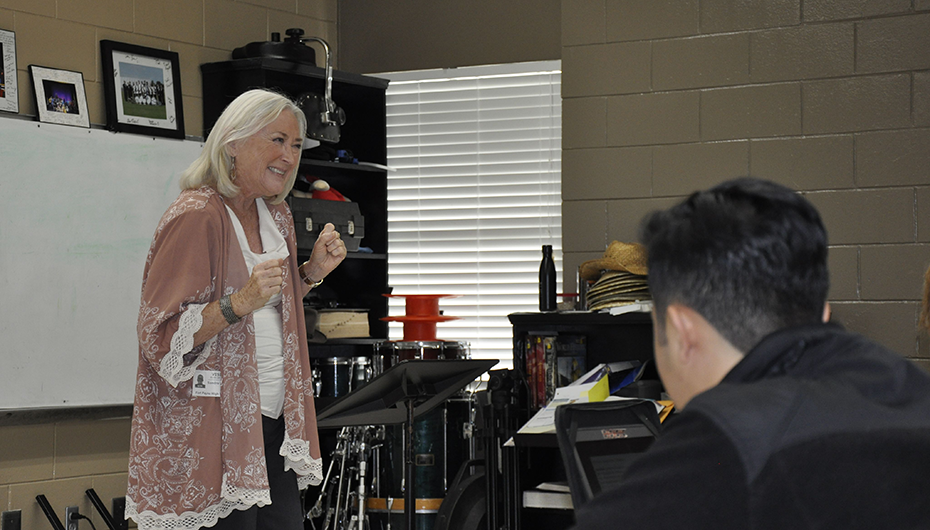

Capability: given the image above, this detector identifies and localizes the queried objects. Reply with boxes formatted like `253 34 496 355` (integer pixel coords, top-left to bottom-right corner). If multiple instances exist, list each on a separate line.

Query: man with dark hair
572 178 930 529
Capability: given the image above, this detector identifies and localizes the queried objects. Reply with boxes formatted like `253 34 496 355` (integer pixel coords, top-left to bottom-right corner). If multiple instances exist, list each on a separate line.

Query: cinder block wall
561 0 930 367
0 1 335 529
0 419 132 530
337 0 560 73
0 0 335 137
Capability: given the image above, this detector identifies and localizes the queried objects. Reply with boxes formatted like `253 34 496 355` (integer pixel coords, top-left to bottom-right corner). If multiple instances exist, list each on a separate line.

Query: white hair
179 89 307 204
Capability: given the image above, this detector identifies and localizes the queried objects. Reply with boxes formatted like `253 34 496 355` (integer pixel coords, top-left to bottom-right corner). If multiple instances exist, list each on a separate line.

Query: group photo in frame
100 40 184 139
0 29 18 114
29 65 89 128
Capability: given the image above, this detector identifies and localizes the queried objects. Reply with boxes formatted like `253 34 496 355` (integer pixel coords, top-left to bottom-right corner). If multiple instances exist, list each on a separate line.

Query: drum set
307 340 479 530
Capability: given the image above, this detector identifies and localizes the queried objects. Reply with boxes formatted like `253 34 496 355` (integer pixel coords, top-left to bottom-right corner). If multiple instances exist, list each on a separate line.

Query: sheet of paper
607 301 653 315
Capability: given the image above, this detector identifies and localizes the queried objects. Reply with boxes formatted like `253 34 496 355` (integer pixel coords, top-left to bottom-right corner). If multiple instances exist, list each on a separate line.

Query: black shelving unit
509 311 654 370
201 57 391 348
502 311 657 530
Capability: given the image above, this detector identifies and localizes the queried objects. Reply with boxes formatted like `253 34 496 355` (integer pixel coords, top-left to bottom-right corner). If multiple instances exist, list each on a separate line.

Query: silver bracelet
219 294 241 325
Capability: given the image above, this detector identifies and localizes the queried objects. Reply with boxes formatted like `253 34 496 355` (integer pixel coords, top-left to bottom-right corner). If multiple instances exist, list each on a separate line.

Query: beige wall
561 0 930 366
0 1 334 528
0 418 132 530
0 0 336 137
336 0 930 364
337 0 561 73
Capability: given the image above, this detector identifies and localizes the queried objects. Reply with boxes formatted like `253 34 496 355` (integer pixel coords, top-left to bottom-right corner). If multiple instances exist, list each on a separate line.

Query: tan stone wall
0 418 132 529
561 0 930 366
337 0 561 74
0 0 336 137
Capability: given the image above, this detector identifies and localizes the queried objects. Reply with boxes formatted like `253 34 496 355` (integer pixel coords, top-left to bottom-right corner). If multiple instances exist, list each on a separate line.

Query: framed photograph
0 29 18 113
100 40 184 139
29 65 89 128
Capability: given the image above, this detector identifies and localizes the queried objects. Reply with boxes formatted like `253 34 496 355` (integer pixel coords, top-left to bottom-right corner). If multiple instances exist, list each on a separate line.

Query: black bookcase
503 311 657 530
201 58 391 347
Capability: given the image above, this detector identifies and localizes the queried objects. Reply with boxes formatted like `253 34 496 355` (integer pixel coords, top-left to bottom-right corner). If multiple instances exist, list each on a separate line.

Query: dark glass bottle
539 244 556 312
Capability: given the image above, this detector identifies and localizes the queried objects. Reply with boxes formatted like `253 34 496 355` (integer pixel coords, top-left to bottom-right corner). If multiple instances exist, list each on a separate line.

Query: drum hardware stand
310 425 382 530
402 390 419 530
309 428 345 520
353 429 371 530
332 438 350 530
312 427 351 530
483 369 522 530
316 359 498 530
385 498 395 530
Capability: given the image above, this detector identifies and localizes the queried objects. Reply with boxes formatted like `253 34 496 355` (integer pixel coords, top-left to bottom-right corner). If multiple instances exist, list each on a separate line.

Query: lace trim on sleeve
158 303 214 387
281 432 324 487
126 474 271 530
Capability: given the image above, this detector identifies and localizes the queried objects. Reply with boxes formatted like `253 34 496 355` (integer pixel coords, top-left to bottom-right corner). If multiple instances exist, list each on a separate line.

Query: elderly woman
127 89 346 530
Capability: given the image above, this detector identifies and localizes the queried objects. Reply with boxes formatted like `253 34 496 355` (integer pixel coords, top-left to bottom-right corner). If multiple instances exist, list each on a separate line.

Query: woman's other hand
234 258 285 314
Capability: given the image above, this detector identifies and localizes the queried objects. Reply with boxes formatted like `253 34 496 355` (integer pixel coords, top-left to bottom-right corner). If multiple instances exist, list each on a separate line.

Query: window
379 61 562 368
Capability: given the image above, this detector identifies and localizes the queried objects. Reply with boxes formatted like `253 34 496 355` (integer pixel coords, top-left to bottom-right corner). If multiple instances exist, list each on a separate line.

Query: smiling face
229 110 303 200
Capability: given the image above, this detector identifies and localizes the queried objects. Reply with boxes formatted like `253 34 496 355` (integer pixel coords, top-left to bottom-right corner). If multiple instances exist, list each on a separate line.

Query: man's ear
665 304 699 364
822 302 831 323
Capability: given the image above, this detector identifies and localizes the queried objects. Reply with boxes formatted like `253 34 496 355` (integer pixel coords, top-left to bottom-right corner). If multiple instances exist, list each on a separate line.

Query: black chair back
554 399 661 509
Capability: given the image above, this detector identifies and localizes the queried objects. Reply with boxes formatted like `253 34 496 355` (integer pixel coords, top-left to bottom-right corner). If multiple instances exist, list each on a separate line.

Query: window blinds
379 61 562 368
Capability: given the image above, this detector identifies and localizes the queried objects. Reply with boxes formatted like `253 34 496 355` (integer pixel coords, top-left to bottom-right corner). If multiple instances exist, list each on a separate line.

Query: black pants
212 415 304 530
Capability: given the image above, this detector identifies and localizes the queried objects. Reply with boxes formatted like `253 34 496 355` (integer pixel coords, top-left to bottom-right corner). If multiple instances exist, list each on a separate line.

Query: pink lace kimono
127 187 323 530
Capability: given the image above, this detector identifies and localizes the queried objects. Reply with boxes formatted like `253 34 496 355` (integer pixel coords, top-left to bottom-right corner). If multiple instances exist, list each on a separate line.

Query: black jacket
572 323 930 529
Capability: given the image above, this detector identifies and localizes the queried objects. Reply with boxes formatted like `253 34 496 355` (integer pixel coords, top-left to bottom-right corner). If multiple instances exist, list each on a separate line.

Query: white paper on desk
606 301 653 315
515 382 603 437
517 396 580 436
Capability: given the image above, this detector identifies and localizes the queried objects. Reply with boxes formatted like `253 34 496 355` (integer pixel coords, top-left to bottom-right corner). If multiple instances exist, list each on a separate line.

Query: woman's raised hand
302 223 347 283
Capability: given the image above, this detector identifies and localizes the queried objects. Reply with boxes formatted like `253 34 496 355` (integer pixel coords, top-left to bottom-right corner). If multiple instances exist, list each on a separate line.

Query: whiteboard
0 117 204 409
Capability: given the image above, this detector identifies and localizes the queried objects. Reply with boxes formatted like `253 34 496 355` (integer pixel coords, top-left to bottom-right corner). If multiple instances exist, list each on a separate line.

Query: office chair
554 399 662 509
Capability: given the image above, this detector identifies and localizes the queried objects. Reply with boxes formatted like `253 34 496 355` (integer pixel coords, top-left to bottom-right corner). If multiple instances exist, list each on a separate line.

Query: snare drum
373 340 470 367
372 341 394 377
310 357 354 398
394 340 444 362
440 340 470 361
351 355 373 391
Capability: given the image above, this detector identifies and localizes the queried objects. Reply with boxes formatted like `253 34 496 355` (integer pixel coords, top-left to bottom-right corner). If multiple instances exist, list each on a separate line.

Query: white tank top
226 198 289 419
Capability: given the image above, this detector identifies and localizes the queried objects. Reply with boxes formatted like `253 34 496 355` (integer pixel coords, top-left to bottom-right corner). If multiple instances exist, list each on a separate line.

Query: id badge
192 370 221 397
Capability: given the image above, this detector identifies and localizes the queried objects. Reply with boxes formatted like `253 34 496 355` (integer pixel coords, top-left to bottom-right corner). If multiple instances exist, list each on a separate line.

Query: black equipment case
287 196 365 252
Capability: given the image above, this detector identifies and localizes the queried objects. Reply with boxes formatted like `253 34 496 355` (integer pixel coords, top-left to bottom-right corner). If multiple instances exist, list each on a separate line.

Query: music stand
316 359 497 530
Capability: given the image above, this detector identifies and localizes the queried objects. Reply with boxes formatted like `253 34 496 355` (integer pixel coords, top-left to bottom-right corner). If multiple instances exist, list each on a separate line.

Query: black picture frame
29 65 90 128
100 40 184 139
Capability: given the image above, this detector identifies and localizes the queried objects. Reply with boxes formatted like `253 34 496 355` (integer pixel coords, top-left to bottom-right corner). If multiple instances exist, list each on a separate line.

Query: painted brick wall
0 0 336 137
561 0 930 366
0 418 132 530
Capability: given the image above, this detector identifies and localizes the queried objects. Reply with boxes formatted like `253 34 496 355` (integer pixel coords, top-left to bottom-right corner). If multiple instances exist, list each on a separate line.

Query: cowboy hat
579 240 648 281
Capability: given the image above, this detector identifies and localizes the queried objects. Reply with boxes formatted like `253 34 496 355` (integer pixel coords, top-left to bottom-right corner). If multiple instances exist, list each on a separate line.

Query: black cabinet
201 58 391 344
500 311 657 530
509 311 654 372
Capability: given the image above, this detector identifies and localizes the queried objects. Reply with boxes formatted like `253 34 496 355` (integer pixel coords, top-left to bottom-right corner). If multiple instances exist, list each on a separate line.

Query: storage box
318 309 370 338
287 196 365 252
